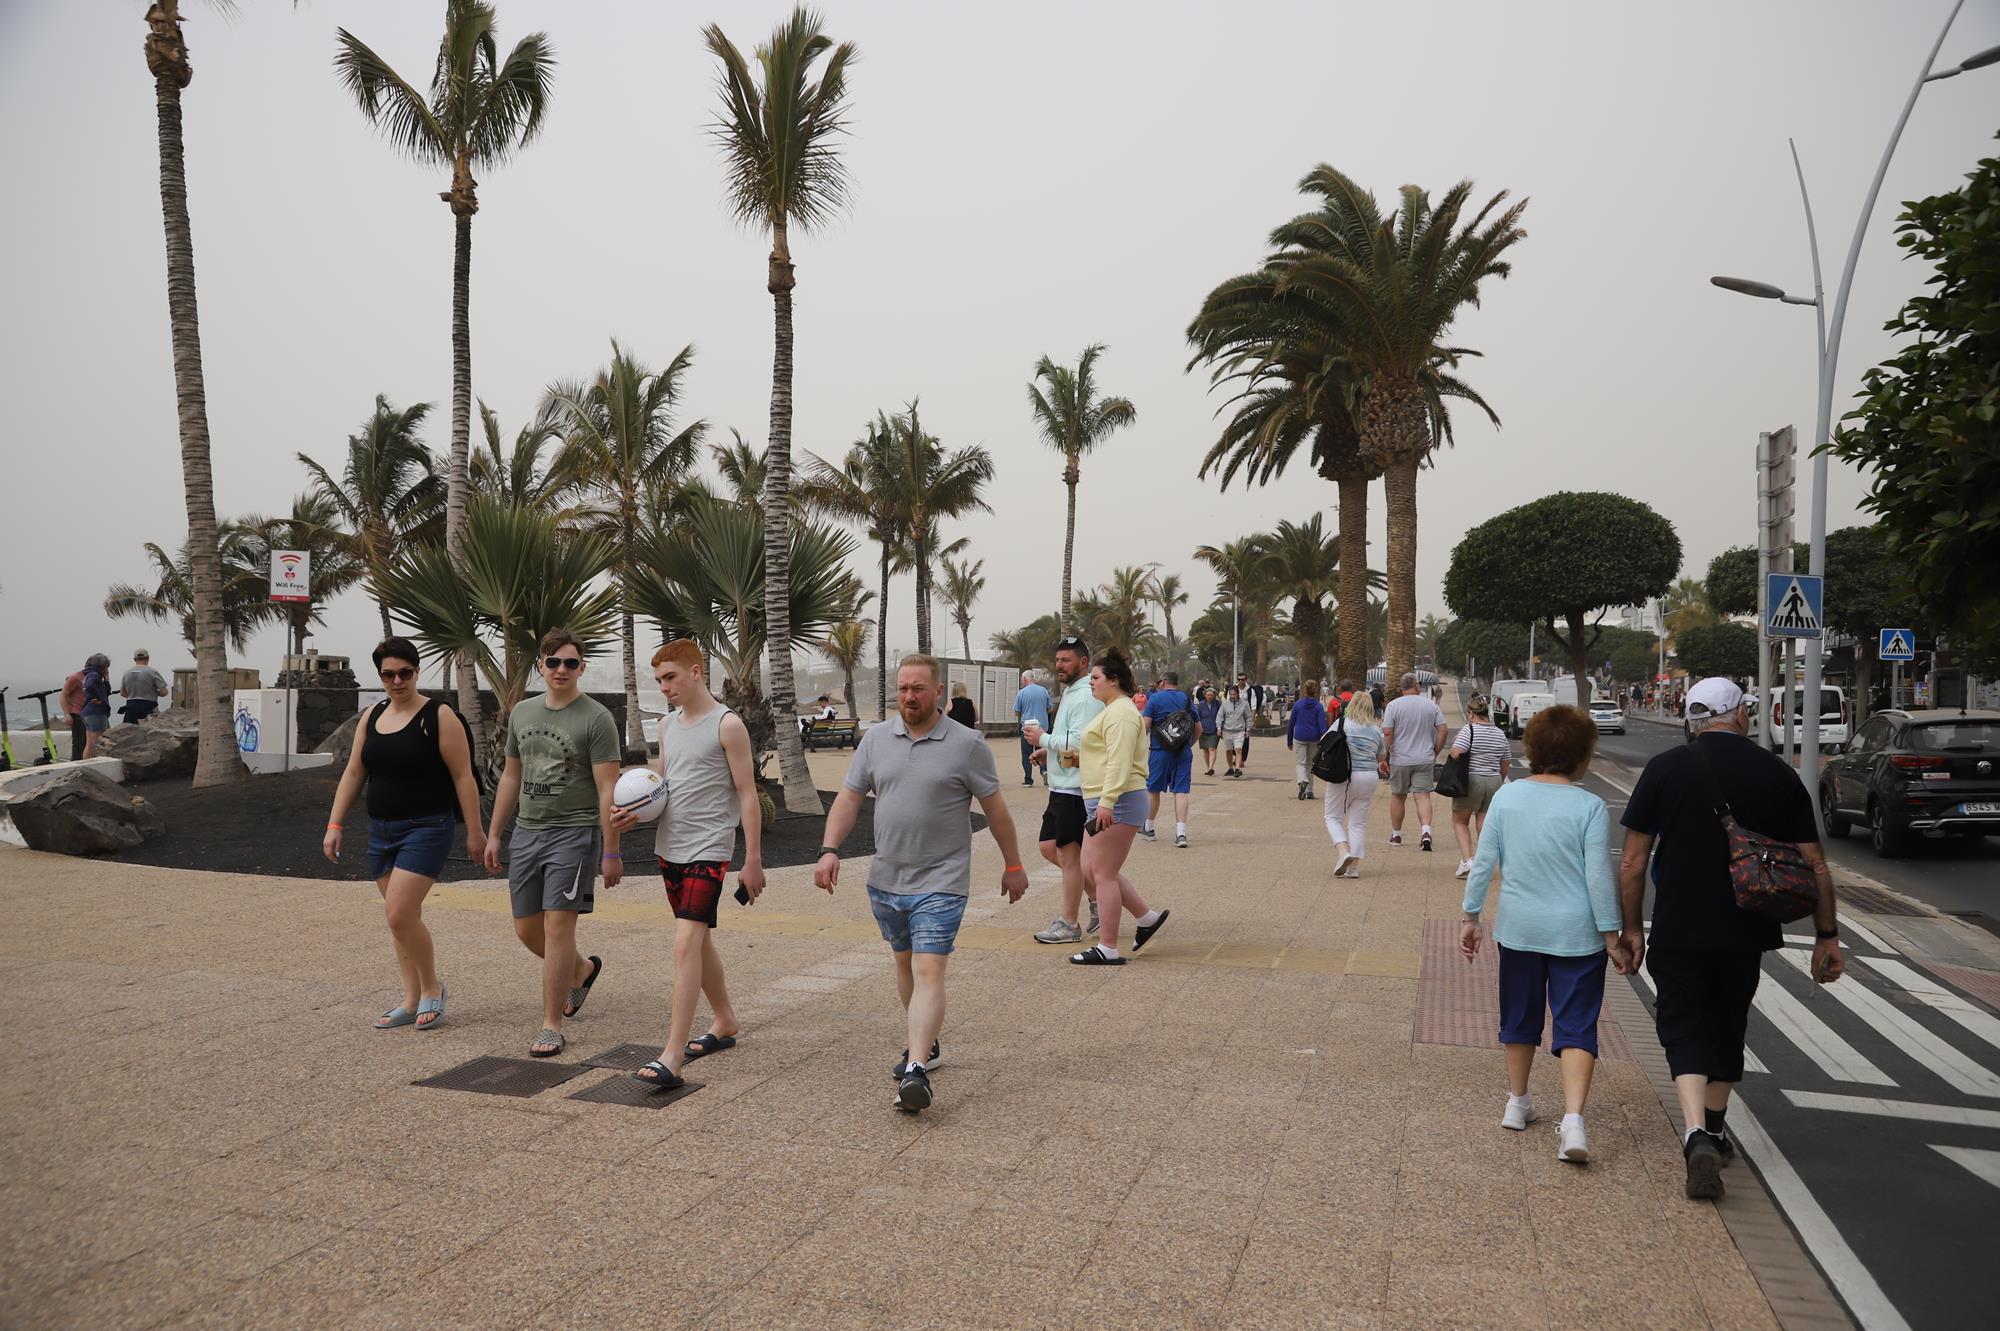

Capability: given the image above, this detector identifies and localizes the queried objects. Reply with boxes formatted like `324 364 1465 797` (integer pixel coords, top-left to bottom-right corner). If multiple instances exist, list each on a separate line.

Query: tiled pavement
1 719 1797 1329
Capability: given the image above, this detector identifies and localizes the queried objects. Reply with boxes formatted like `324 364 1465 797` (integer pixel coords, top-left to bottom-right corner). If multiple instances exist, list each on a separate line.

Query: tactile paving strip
1414 919 1633 1062
579 1043 666 1071
413 1056 587 1098
567 1073 702 1109
1839 882 1925 917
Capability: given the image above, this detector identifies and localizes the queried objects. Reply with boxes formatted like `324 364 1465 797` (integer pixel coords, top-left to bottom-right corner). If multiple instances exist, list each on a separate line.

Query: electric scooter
20 688 64 765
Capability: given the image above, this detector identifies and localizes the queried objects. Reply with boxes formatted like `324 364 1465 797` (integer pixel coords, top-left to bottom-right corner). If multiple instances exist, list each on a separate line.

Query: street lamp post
1711 0 1997 823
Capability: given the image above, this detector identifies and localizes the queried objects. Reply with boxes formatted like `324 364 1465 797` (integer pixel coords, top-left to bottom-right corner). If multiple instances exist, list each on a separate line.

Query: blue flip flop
415 984 447 1031
375 1005 416 1029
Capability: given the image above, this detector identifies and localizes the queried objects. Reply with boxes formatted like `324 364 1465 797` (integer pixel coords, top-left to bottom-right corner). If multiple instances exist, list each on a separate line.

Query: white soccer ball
613 767 668 824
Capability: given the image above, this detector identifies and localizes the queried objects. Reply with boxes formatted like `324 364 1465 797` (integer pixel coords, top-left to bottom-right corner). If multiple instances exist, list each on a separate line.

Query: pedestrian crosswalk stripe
1932 1146 2000 1191
1752 974 1895 1085
1836 913 1892 952
1860 956 2000 1054
1784 1090 2000 1129
1774 949 2000 1098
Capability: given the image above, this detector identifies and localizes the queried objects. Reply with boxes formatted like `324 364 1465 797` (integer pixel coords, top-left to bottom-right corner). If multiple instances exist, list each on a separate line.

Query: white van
1510 692 1558 736
1749 685 1850 751
1490 680 1538 733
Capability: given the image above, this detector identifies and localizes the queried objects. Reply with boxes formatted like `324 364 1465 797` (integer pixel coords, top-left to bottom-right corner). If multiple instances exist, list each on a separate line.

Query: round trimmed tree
1444 492 1681 709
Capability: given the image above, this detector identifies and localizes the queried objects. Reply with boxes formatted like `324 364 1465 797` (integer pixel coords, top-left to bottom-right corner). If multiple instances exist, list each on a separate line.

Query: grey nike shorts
508 825 601 918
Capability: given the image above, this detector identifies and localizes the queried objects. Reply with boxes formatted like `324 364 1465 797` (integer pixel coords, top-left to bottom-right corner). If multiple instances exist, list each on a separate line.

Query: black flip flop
631 1059 684 1090
684 1033 737 1062
1134 909 1171 952
1070 946 1127 966
564 955 603 1018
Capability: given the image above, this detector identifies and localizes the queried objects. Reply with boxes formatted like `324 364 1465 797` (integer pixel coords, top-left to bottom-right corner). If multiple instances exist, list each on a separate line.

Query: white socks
1421 824 1433 836
1144 821 1155 834
1510 1093 1532 1110
1175 821 1187 838
1561 1112 1583 1128
1136 909 1162 928
1095 945 1120 959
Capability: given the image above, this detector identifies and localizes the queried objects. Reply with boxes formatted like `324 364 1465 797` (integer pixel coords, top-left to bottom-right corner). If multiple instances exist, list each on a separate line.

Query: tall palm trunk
618 516 643 752
147 6 238 788
960 624 971 661
447 206 488 770
913 531 931 654
876 543 891 720
1059 457 1079 631
763 225 818 816
376 595 392 640
1382 460 1419 686
1335 474 1369 682
841 664 857 721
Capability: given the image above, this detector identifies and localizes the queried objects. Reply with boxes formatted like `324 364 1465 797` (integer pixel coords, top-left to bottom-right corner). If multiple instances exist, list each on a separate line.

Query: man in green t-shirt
484 628 622 1057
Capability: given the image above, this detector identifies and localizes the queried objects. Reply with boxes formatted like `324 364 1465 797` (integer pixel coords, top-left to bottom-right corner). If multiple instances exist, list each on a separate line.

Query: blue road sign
1766 573 1824 640
1878 628 1915 662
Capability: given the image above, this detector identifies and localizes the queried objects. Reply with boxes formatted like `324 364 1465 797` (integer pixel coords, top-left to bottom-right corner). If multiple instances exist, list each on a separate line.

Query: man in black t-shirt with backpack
1617 677 1846 1201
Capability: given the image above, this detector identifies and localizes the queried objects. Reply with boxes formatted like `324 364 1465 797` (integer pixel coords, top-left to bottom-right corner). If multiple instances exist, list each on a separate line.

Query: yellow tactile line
412 882 1421 979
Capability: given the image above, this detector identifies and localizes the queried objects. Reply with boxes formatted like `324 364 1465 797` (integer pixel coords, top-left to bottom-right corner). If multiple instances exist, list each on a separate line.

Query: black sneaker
896 1065 932 1113
1419 831 1434 852
890 1040 942 1079
1683 1131 1725 1200
1713 1130 1736 1165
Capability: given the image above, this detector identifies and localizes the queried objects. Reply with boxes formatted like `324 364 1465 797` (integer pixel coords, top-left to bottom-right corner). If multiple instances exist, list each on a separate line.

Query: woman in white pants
1323 692 1385 878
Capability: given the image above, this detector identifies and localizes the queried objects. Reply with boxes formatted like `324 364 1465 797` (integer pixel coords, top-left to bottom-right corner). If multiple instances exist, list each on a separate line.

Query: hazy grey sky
3 0 1996 703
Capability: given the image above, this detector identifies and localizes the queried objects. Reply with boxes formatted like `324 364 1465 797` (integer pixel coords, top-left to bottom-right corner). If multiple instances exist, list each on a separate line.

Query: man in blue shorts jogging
1140 671 1200 848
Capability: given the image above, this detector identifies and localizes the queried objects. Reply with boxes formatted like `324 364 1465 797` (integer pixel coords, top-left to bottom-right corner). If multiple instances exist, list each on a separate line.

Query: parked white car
1587 699 1626 734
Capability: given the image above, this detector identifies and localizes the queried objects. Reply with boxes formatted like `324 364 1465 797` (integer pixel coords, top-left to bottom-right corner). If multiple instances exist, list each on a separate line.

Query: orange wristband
1005 864 1023 873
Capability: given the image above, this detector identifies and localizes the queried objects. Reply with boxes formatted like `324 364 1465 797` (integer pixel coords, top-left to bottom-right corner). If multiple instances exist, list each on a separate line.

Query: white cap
1685 677 1745 719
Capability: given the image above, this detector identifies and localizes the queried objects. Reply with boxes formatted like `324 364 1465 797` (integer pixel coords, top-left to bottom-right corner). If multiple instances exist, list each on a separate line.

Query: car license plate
1962 801 2000 815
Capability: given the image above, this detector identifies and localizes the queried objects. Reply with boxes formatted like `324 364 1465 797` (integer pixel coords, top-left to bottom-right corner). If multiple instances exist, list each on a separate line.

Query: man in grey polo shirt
817 654 1030 1114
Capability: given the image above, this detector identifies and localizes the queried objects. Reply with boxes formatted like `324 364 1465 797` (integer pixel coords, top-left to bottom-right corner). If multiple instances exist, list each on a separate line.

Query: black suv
1819 708 2000 857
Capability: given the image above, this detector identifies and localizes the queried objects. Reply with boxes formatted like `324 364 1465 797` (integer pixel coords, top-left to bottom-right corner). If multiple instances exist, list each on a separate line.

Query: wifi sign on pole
269 550 311 605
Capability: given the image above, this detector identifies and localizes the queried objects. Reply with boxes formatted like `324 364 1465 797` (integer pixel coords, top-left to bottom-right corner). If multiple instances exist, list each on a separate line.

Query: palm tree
542 340 705 751
335 0 556 769
989 615 1064 672
1194 536 1274 680
703 6 857 817
376 500 619 766
142 1 236 786
1148 571 1189 656
1028 345 1137 631
630 496 863 771
804 419 905 720
105 522 276 656
1275 167 1526 684
818 619 871 720
299 395 443 640
244 494 367 656
1075 567 1161 662
1416 614 1452 671
940 556 986 661
1663 577 1720 637
1259 516 1342 684
471 400 573 513
883 403 992 653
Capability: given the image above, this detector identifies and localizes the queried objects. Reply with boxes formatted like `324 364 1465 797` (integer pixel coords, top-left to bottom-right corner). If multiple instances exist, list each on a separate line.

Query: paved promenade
1 711 1786 1330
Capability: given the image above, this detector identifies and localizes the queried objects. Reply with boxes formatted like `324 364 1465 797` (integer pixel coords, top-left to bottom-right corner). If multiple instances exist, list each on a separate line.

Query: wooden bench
804 717 859 750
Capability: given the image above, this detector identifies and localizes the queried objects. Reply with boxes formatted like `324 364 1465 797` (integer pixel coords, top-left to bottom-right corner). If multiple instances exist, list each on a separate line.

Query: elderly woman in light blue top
1323 692 1384 879
1460 704 1627 1165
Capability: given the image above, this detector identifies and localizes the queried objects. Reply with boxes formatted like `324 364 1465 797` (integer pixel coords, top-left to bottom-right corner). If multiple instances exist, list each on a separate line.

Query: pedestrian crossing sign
1878 628 1915 662
1765 573 1824 640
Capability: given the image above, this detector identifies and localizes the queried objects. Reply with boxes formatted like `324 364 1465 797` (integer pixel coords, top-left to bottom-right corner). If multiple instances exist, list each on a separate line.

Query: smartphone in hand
734 883 752 906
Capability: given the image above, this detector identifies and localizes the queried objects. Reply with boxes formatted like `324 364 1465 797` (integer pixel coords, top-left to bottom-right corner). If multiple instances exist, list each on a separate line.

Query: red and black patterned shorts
657 859 731 928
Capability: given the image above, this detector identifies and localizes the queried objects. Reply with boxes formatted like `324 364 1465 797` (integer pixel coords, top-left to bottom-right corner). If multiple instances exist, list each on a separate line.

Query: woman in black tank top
324 638 486 1031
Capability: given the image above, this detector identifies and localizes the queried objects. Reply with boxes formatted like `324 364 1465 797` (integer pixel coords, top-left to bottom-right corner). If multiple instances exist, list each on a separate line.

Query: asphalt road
1589 711 2000 920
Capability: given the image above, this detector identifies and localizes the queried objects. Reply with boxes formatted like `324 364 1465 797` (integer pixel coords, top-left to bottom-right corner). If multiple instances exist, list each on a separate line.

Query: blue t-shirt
1011 683 1052 726
1140 689 1191 750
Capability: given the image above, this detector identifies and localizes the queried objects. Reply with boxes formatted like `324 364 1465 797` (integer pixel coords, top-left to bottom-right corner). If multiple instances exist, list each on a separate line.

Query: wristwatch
819 846 840 859
1815 928 1839 940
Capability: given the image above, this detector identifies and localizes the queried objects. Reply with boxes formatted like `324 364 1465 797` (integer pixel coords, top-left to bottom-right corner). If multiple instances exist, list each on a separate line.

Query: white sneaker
1332 851 1356 877
1454 859 1472 879
1501 1099 1535 1131
1558 1117 1590 1163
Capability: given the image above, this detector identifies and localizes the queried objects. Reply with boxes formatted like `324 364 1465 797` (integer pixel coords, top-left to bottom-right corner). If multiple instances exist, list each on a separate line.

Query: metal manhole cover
567 1073 702 1109
1839 882 1926 917
413 1056 587 1098
579 1043 665 1071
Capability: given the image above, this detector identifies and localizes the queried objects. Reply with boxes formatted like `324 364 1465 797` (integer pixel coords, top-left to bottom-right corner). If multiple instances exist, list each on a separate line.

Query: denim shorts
1084 790 1149 829
368 813 454 879
866 886 968 956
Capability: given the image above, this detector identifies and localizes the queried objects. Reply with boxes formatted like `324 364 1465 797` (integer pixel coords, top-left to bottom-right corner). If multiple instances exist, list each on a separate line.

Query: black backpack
1154 705 1197 754
1312 713 1351 783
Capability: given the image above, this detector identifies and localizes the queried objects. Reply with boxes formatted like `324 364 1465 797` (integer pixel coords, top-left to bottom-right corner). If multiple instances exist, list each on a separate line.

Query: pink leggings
1322 771 1380 857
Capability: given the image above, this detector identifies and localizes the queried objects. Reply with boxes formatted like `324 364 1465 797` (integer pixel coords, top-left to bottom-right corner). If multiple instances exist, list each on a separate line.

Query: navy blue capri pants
1497 944 1609 1057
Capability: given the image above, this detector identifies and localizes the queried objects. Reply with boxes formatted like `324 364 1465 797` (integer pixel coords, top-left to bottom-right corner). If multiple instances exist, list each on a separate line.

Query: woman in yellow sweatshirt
1074 648 1171 965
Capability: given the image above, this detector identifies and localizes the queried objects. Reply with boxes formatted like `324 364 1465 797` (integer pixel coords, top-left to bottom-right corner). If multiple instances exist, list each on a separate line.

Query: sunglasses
1056 636 1086 651
543 656 583 672
380 667 416 683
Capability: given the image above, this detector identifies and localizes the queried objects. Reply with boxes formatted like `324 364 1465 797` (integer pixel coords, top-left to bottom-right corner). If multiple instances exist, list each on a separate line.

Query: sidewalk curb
1602 977 1856 1331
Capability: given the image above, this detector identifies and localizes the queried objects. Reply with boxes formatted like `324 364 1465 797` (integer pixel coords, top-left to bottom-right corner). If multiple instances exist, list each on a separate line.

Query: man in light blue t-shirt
1011 671 1053 787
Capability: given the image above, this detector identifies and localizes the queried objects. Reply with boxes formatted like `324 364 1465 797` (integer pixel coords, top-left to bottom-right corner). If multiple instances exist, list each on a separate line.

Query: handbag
1691 742 1820 922
1434 750 1470 798
1311 713 1351 784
